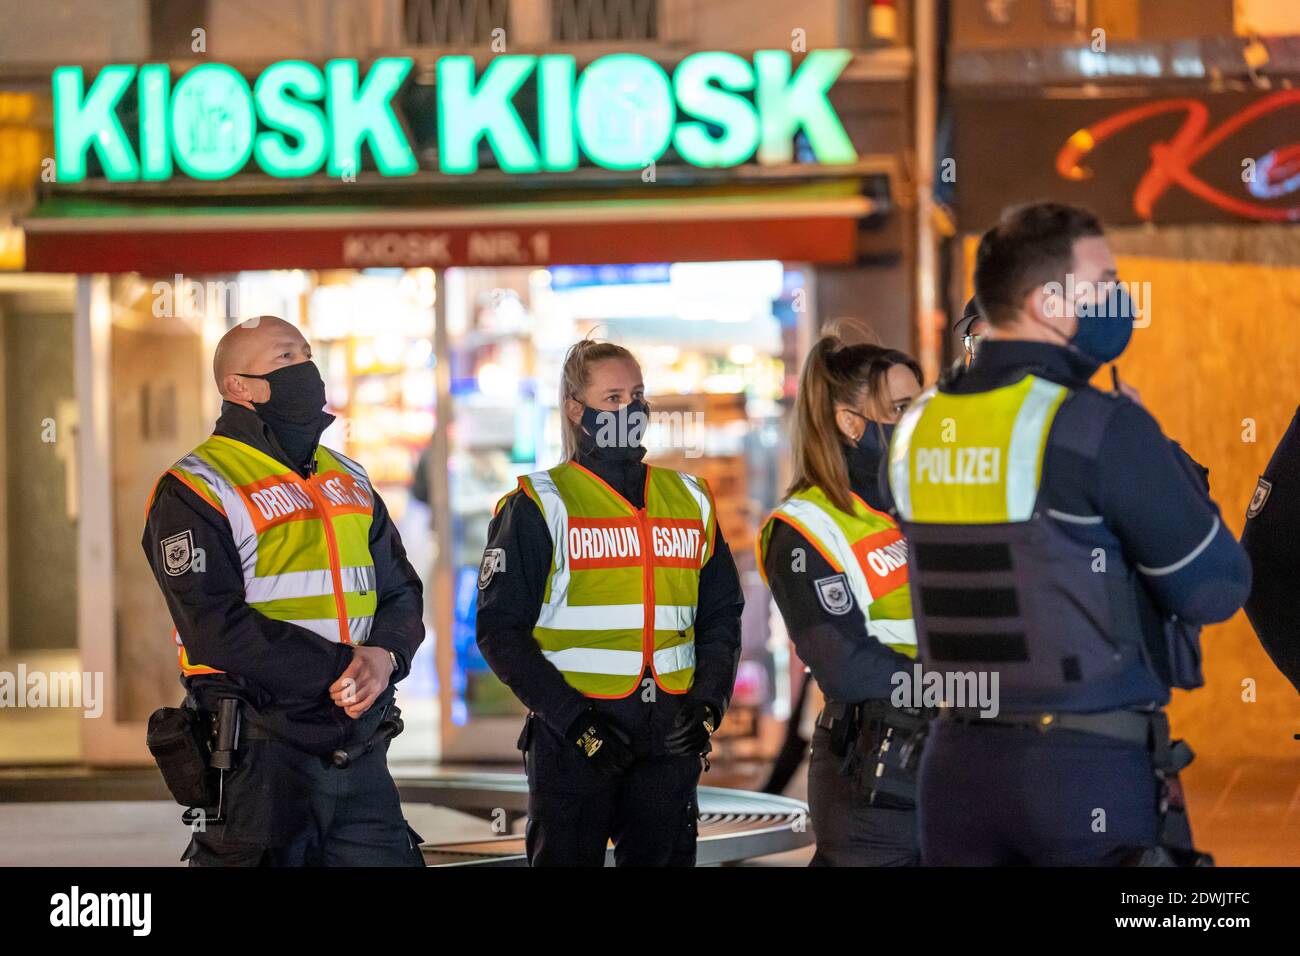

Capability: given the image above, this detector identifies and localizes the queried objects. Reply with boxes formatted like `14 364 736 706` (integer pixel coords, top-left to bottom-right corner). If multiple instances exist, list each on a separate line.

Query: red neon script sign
1055 90 1300 222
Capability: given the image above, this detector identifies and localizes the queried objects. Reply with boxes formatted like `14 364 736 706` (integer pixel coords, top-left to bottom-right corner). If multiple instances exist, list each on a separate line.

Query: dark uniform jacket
1242 406 1300 692
476 443 744 756
141 402 426 755
880 340 1251 710
762 444 913 703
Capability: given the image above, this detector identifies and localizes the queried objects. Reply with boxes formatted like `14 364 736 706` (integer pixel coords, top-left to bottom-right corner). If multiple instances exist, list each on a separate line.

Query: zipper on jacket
304 478 351 645
636 506 656 679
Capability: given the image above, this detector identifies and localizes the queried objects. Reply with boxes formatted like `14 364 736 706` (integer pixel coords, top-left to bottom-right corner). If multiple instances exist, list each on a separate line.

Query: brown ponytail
788 328 922 513
559 337 639 460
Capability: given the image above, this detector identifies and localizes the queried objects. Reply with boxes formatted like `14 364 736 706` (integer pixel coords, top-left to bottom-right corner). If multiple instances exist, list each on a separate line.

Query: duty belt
938 707 1154 747
816 698 934 806
815 698 901 731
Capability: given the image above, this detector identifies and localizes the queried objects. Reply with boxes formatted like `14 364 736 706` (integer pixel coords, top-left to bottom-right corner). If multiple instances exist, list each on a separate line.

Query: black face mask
580 400 650 460
844 410 894 454
239 361 328 469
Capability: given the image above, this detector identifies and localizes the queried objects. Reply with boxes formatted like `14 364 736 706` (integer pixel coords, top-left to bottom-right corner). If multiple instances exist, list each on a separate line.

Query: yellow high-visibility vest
149 435 377 676
758 485 917 657
888 375 1068 524
887 373 1186 707
503 461 717 698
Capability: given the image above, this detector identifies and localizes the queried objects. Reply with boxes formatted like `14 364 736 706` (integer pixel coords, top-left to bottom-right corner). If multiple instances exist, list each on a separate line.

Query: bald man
142 316 426 866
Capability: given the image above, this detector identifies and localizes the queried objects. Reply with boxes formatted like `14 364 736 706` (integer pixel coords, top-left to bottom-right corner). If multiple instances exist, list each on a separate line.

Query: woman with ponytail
758 328 927 865
476 338 744 866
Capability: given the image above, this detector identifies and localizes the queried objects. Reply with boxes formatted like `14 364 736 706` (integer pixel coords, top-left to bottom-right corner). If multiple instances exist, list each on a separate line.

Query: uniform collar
573 442 648 509
213 401 335 478
955 339 1099 391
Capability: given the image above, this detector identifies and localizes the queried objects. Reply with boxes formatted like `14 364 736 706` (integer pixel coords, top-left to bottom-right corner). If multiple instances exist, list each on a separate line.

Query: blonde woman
758 332 927 865
476 339 743 866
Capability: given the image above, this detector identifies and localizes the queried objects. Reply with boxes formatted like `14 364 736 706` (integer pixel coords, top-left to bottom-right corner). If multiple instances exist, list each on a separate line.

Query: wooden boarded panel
1115 254 1300 760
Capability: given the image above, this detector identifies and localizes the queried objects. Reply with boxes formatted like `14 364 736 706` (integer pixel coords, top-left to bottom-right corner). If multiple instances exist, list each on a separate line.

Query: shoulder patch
478 548 506 589
161 530 195 576
814 573 854 616
1247 477 1273 519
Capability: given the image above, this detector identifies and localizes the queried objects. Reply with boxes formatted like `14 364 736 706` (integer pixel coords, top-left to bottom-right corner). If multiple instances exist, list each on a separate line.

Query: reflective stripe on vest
510 461 714 698
759 486 916 656
889 375 1068 524
159 435 377 675
883 374 1172 707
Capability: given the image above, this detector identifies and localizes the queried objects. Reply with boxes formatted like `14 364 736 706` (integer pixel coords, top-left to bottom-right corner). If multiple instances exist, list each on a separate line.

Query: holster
147 696 246 821
146 702 216 809
861 701 932 806
1134 711 1214 867
818 700 858 758
818 699 934 806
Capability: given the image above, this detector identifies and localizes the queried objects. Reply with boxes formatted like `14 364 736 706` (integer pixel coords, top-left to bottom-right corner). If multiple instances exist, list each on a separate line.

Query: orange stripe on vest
236 468 371 533
648 518 706 569
852 528 909 600
565 516 707 570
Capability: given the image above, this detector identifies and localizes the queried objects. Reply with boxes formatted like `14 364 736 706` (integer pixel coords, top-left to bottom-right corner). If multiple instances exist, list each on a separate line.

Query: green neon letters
437 55 540 174
52 64 139 181
254 60 328 177
52 50 856 182
171 64 255 180
755 49 856 165
54 57 416 183
574 54 675 171
326 58 417 176
436 50 856 175
673 52 760 168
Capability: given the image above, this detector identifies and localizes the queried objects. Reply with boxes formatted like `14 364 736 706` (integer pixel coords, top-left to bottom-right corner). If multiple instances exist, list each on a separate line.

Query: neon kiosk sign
52 50 859 183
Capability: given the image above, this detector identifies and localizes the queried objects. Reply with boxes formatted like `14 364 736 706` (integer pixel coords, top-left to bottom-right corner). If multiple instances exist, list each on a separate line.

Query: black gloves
562 700 721 770
565 709 635 777
663 700 718 757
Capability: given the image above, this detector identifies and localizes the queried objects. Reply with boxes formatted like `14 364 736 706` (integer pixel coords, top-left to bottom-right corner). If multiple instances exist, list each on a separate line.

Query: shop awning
22 181 876 274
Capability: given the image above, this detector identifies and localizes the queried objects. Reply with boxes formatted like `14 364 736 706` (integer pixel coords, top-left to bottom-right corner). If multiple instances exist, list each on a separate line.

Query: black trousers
918 718 1160 866
520 715 702 867
181 713 425 867
807 723 920 866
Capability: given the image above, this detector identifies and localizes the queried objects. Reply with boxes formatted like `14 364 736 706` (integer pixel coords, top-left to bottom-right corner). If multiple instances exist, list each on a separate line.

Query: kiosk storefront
27 47 915 763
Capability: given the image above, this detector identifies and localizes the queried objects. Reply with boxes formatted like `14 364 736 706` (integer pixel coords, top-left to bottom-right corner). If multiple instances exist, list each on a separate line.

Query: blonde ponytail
788 330 921 513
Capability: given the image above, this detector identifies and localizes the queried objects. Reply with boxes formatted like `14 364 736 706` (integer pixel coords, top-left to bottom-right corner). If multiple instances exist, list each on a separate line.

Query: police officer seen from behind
759 331 927 865
886 203 1251 865
142 316 426 866
477 339 744 866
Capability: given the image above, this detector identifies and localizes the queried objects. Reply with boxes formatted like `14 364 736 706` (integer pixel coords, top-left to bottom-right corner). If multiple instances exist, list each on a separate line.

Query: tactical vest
506 461 715 698
888 373 1169 711
758 485 917 657
150 435 377 676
